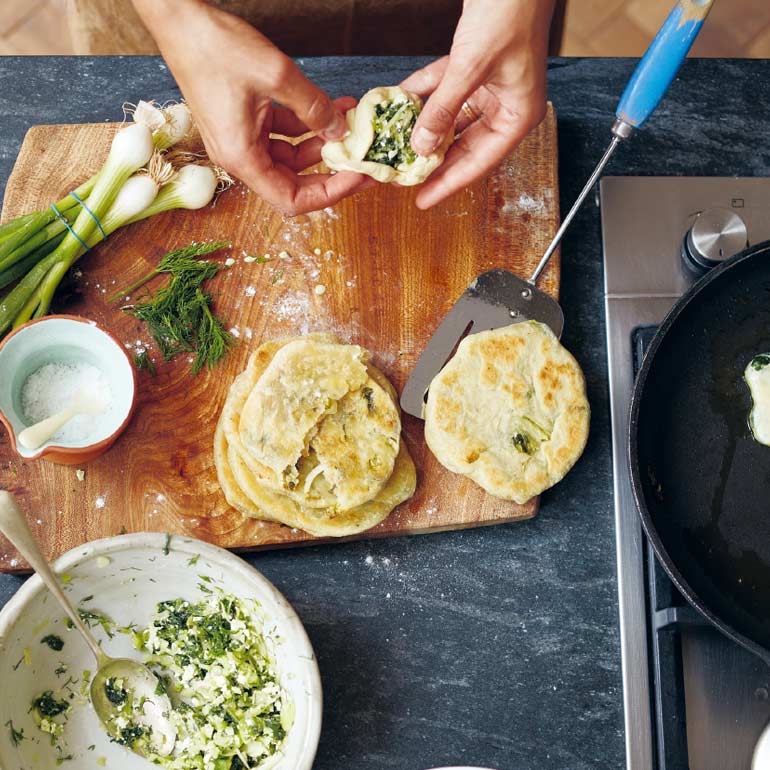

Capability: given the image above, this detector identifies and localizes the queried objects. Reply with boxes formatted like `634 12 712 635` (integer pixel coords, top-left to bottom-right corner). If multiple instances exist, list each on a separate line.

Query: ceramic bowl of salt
0 315 136 464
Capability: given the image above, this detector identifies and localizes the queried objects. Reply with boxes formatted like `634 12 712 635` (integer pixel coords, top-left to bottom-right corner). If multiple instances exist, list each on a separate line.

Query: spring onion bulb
87 174 159 245
59 123 153 255
155 103 193 149
127 164 217 224
131 100 193 150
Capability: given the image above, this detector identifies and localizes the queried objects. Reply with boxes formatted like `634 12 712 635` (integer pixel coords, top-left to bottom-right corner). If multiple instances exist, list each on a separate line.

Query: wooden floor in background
1 0 770 58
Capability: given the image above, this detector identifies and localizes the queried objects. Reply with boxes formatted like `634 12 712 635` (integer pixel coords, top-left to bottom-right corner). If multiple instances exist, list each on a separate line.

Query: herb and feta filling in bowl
0 534 321 770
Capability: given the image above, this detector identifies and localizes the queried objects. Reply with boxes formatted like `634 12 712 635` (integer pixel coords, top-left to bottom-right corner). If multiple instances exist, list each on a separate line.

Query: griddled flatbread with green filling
217 419 416 537
227 337 402 510
239 339 372 489
745 353 770 446
424 321 590 504
214 334 415 536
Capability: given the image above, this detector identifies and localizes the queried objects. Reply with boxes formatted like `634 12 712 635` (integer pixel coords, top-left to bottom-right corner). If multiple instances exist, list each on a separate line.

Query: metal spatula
400 0 714 419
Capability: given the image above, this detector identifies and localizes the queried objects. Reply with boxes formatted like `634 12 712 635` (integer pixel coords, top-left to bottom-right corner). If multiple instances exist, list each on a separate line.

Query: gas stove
601 177 770 770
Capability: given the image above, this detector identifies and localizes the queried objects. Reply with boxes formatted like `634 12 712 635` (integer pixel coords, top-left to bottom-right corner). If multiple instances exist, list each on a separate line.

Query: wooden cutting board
0 106 560 572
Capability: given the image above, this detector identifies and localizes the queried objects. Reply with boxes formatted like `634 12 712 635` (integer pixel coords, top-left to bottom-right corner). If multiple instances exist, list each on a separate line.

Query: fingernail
322 112 347 141
413 126 440 155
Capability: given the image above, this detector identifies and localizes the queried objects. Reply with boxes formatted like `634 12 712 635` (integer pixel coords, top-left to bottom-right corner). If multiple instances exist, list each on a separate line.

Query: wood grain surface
0 106 560 572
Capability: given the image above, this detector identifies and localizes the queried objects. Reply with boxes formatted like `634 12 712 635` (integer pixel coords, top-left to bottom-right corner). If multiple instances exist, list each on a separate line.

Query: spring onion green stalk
0 177 95 265
0 234 65 292
0 214 37 242
0 211 75 274
28 169 165 321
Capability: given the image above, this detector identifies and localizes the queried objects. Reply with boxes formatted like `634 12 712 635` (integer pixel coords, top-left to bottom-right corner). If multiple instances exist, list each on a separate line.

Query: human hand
132 0 372 215
401 0 554 209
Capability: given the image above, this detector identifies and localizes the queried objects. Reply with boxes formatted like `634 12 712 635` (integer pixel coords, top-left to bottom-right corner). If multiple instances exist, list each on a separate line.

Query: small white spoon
18 388 108 450
0 491 176 757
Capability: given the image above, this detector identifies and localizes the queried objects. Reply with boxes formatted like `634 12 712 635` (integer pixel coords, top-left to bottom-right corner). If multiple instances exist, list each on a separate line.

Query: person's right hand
132 0 371 215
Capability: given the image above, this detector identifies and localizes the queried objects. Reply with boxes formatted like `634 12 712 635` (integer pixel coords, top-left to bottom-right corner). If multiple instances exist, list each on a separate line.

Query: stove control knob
682 207 748 273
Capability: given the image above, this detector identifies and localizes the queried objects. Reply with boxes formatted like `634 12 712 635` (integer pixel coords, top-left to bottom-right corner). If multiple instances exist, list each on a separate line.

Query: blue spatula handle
615 0 715 131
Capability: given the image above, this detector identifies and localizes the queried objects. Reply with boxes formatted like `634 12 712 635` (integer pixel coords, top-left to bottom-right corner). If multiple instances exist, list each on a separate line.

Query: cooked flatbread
230 337 401 510
424 321 590 504
217 419 416 537
214 334 416 536
239 339 371 489
321 86 453 186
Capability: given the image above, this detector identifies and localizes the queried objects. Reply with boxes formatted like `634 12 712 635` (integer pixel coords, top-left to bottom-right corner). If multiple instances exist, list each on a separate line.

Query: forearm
131 0 218 51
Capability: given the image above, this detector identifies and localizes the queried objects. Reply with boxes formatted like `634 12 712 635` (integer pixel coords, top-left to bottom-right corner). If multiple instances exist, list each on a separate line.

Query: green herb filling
364 98 420 169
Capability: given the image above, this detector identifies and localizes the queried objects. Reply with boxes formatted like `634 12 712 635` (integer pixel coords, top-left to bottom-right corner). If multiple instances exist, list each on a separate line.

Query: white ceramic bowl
0 315 136 464
0 533 322 770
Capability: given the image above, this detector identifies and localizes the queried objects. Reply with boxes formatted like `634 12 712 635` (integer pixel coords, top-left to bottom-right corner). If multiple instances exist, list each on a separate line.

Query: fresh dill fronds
108 240 230 302
133 350 156 376
118 241 234 374
5 719 24 747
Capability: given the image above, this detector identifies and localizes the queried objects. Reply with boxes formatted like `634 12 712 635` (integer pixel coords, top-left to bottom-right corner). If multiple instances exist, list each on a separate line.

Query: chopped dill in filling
28 592 290 770
364 98 420 169
138 593 290 769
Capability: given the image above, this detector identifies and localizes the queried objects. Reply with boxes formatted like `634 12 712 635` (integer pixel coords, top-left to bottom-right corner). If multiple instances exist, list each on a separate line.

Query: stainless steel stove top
601 177 770 770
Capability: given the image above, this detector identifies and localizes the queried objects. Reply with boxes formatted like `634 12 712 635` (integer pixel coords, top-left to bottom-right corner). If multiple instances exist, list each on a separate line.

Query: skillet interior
631 242 770 654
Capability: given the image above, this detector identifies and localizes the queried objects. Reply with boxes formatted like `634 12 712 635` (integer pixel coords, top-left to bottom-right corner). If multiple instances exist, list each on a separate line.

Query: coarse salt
21 362 113 445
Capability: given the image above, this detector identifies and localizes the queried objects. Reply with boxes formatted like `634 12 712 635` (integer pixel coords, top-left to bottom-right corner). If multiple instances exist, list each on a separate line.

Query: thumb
271 56 347 140
411 64 482 156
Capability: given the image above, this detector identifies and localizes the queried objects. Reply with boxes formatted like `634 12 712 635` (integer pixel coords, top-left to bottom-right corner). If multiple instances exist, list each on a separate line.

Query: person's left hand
401 0 555 209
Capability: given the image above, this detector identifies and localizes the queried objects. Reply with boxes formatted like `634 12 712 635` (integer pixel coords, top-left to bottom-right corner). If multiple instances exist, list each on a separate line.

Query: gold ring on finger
461 101 479 122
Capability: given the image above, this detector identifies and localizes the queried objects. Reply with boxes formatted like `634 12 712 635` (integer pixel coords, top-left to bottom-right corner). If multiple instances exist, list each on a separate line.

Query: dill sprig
116 241 234 375
108 240 230 302
133 350 157 376
5 719 24 747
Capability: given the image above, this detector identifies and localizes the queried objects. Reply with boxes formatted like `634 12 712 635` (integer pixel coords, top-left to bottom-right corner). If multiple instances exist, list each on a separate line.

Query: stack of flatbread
214 334 416 536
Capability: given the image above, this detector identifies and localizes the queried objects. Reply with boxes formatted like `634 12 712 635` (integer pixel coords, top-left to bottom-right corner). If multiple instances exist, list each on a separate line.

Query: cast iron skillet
629 240 770 664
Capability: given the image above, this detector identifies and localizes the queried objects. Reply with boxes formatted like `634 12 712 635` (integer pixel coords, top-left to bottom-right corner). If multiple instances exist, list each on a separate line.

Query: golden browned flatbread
214 334 415 536
424 321 590 504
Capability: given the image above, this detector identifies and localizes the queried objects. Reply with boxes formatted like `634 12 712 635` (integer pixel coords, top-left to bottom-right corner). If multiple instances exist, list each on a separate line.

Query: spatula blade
400 269 564 419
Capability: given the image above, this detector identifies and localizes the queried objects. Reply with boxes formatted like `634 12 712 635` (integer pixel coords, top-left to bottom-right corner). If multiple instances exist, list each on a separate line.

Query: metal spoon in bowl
0 491 176 757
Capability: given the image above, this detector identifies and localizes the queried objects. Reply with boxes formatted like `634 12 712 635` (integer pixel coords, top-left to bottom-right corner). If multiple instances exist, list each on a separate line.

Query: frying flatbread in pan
745 353 770 447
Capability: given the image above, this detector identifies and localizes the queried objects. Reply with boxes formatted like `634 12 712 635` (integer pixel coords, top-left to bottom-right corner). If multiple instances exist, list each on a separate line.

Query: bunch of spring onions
0 101 225 336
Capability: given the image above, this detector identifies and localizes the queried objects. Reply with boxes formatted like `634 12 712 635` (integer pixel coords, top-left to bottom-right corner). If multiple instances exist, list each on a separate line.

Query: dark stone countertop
1 55 769 770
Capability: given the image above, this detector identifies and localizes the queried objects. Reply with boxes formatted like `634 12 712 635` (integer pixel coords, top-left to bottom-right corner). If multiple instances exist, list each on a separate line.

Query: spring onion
0 100 225 336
